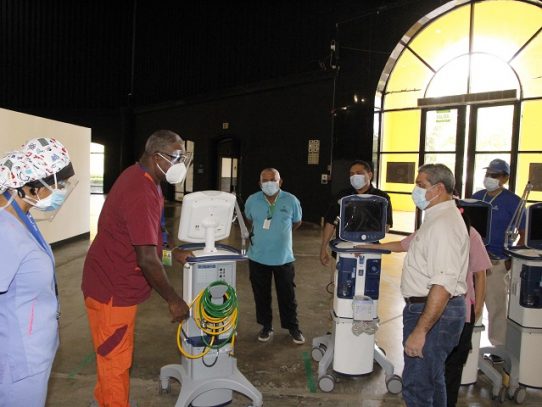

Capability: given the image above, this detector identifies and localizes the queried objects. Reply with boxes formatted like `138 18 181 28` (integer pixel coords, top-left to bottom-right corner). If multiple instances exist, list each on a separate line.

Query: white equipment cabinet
311 194 402 394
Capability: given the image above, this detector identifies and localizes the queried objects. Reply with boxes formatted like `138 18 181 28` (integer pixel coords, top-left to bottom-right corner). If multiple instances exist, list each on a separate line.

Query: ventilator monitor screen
338 194 388 243
458 199 492 245
526 202 542 250
178 190 236 243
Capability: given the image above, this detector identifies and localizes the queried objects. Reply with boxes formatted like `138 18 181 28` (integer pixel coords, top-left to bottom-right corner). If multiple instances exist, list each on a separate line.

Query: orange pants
85 297 137 407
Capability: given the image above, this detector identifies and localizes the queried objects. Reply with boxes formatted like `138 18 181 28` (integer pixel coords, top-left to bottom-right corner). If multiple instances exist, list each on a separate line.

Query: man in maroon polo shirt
82 129 192 407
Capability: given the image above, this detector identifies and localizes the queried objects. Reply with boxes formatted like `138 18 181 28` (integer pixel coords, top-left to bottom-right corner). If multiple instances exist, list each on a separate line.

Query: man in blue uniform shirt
472 158 524 355
244 168 304 344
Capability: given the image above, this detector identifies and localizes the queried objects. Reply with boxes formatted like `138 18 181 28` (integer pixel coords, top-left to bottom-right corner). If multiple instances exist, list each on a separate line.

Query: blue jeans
402 296 465 407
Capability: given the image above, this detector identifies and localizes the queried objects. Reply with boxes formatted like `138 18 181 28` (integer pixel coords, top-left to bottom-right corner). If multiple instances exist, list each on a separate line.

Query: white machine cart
159 243 263 407
479 247 542 404
311 239 402 394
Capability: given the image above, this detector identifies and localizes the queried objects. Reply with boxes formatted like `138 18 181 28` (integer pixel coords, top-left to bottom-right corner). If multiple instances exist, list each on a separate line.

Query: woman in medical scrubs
0 138 76 407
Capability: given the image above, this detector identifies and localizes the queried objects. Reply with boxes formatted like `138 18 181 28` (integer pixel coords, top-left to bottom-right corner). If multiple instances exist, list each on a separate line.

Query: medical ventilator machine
311 194 403 394
478 182 542 404
159 191 262 407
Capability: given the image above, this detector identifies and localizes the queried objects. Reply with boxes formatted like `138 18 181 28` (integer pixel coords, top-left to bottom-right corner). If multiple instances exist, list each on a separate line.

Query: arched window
374 0 542 232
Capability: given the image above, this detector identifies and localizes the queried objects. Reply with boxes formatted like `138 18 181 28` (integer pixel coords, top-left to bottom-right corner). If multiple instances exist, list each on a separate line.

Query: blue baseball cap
484 159 510 175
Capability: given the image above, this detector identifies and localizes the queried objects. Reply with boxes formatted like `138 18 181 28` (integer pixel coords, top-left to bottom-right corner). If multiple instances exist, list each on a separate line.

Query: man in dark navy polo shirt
320 160 393 266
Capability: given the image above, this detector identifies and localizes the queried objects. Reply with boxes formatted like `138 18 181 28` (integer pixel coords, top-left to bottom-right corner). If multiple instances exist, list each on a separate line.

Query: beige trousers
485 259 509 346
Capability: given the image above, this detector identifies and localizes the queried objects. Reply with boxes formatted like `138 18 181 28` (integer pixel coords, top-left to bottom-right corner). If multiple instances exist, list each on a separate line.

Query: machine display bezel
525 202 542 250
338 194 388 243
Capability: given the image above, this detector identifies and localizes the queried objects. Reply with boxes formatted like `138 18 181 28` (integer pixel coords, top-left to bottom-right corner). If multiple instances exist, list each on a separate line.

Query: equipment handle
329 239 391 254
504 247 542 261
505 181 532 249
177 243 241 253
186 254 247 264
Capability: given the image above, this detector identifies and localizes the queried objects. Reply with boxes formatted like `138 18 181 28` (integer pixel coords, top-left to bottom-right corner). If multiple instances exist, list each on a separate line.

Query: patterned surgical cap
0 137 71 193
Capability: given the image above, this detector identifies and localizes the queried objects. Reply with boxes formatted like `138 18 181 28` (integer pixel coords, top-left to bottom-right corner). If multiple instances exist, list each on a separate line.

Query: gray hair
418 163 455 193
144 130 182 154
260 168 280 181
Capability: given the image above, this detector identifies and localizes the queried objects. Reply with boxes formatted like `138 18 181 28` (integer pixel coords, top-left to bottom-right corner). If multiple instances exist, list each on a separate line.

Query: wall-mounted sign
308 139 320 165
386 162 416 184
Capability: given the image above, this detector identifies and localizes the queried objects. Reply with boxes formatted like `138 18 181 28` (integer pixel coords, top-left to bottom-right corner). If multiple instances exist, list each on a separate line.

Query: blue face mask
411 185 437 210
33 188 67 212
261 181 280 196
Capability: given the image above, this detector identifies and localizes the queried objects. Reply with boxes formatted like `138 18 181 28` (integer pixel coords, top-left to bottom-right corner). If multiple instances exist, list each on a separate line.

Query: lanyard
265 192 280 219
138 163 167 245
482 190 503 206
3 190 60 317
3 191 55 266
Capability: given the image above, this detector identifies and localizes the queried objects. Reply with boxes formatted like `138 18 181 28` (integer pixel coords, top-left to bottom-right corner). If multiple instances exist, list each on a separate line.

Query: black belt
404 295 461 304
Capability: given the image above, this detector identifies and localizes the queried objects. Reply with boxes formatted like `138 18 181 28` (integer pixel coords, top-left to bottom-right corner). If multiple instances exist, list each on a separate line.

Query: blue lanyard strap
138 163 168 246
2 191 55 264
4 191 60 317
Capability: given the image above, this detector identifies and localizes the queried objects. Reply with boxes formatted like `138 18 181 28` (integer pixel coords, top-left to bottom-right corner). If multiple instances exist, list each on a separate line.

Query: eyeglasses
158 152 185 164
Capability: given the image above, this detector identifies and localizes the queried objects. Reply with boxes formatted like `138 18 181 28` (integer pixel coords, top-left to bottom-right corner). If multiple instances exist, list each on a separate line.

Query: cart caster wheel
385 374 402 394
318 374 335 392
492 386 506 403
158 379 171 395
513 386 527 404
311 344 326 362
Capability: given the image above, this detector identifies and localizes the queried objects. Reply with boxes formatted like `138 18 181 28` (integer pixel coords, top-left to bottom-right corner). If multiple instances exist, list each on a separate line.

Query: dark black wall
0 0 451 224
132 77 338 224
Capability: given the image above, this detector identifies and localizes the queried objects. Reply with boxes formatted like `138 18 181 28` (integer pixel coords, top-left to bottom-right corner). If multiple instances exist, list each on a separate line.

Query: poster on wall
529 163 542 192
308 139 320 165
386 162 416 184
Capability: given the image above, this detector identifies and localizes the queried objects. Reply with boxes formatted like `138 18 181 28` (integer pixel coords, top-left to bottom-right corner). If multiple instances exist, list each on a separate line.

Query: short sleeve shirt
323 185 393 228
465 226 492 322
0 210 59 383
401 200 469 298
401 224 491 322
82 164 163 306
245 190 302 266
472 188 524 258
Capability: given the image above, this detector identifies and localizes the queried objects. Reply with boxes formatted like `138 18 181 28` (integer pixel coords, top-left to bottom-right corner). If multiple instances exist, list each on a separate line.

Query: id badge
162 249 172 267
263 218 272 230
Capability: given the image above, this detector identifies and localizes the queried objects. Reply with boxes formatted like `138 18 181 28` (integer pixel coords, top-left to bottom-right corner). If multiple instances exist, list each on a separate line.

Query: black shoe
258 327 273 342
485 354 504 364
289 328 305 345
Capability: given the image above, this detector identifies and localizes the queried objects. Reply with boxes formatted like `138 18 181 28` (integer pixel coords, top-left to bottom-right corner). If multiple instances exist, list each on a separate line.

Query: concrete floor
45 197 542 406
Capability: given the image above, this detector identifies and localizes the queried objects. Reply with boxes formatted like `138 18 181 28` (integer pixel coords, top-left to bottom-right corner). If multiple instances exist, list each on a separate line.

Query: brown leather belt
404 295 461 304
404 296 427 304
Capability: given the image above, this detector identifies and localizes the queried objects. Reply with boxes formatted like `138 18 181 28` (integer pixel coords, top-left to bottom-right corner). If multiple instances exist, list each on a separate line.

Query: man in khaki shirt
401 164 469 407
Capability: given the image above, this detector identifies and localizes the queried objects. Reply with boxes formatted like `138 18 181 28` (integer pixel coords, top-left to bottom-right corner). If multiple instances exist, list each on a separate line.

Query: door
417 103 517 227
219 157 238 193
465 104 517 196
216 137 240 194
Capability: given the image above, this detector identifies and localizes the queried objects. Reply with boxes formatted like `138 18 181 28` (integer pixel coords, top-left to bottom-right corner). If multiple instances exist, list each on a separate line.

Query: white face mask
165 162 187 184
157 153 191 184
483 176 500 192
350 174 367 190
261 181 280 196
411 185 437 210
